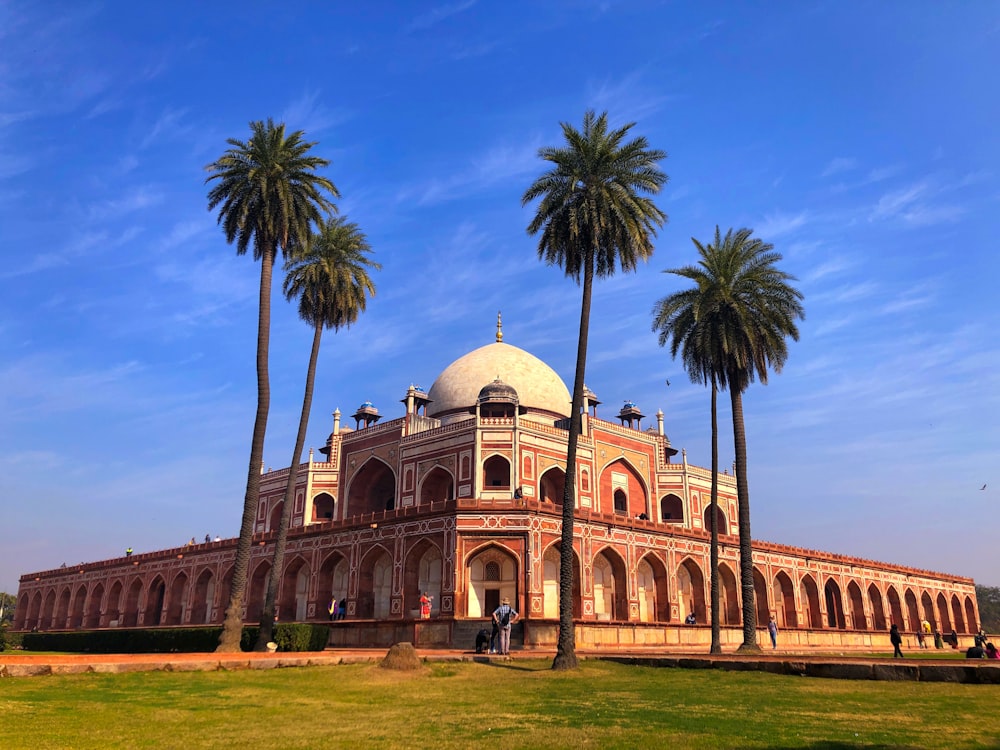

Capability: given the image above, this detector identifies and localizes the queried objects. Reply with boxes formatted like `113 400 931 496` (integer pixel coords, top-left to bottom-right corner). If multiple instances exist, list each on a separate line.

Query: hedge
18 623 330 654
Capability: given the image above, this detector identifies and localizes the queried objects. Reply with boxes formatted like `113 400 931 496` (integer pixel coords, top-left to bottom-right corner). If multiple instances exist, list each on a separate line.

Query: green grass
1 660 998 749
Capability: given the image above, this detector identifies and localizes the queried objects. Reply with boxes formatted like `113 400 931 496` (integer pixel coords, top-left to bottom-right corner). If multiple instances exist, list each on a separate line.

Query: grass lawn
1 659 998 749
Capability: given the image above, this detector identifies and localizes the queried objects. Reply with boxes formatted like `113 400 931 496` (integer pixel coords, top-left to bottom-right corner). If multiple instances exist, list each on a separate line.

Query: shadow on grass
772 745 923 750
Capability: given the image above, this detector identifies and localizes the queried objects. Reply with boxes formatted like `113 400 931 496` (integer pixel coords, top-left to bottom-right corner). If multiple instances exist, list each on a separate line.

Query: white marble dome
427 342 571 422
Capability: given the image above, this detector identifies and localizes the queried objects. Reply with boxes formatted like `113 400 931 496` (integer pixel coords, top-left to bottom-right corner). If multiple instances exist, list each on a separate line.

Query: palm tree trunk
217 246 275 652
709 379 721 654
730 384 759 652
255 321 324 650
552 259 594 671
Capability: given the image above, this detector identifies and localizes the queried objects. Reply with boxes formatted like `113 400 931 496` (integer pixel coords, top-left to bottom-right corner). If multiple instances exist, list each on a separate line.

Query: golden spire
496 310 503 342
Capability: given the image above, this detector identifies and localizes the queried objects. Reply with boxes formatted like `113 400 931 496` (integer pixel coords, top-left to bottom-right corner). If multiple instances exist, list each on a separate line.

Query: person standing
890 623 904 658
420 591 433 619
492 597 518 657
767 616 778 649
328 597 337 622
337 598 346 621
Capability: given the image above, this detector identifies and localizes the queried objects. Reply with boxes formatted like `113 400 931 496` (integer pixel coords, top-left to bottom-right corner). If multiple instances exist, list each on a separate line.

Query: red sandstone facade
14 335 978 650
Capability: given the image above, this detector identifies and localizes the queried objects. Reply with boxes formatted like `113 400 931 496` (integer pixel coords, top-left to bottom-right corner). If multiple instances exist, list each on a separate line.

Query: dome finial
496 310 503 342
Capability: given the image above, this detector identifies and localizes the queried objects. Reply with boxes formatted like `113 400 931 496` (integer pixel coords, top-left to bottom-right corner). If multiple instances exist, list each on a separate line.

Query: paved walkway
4 647 1000 682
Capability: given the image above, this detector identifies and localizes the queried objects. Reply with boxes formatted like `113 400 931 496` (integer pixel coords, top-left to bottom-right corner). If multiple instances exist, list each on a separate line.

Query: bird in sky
981 484 987 490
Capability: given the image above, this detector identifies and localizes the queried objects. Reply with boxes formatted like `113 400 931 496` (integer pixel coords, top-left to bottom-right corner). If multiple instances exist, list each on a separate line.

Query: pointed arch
311 491 336 522
482 453 511 491
318 551 350 609
14 593 29 630
539 466 565 505
279 556 311 622
847 581 867 630
773 571 797 628
800 574 822 629
105 580 123 628
122 578 143 627
598 457 649 517
676 557 707 623
824 578 846 629
904 588 920 633
191 568 216 625
593 546 627 621
636 552 669 623
920 591 937 631
164 571 189 625
466 543 519 618
144 576 166 626
81 583 101 629
358 544 394 619
346 457 398 516
703 503 727 534
660 493 684 523
886 585 904 630
41 589 57 630
404 538 443 617
950 594 966 634
965 596 977 634
542 542 580 619
268 501 284 532
246 561 271 623
936 592 952 633
868 583 887 631
718 562 741 625
54 587 71 629
752 567 769 627
418 466 454 505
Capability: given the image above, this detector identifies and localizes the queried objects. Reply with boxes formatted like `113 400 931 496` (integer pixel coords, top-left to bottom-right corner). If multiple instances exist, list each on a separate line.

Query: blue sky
2 2 998 595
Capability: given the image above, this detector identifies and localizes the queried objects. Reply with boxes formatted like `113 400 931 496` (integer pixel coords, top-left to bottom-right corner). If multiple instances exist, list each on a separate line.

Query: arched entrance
846 581 866 630
539 467 565 505
824 579 846 629
105 581 123 627
123 578 143 627
593 548 627 621
774 571 797 628
542 544 581 619
246 562 271 623
467 545 518 617
54 588 70 629
357 547 393 619
312 492 336 522
165 572 189 625
279 557 311 622
887 586 904 629
868 584 887 631
144 577 166 626
905 589 921 632
347 458 397 516
660 494 683 523
482 455 511 491
637 553 668 622
71 586 88 629
920 591 937 631
703 503 727 534
317 552 350 614
269 502 284 532
718 562 741 625
752 568 769 627
191 569 215 625
950 594 966 634
419 467 454 505
599 458 648 517
676 558 706 623
404 541 442 617
936 592 952 633
965 596 977 633
83 583 102 629
800 575 822 629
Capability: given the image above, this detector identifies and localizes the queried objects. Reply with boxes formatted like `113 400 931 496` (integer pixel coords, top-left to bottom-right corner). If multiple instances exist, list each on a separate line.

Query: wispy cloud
754 211 809 238
281 90 352 135
869 179 964 226
587 69 674 125
820 157 857 178
870 181 929 220
139 107 192 150
408 0 477 31
87 185 163 220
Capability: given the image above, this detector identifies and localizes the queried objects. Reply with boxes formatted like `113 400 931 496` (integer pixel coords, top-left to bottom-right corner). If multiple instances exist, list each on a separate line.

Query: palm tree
205 119 338 652
652 257 731 654
659 227 803 652
255 216 379 649
522 110 667 670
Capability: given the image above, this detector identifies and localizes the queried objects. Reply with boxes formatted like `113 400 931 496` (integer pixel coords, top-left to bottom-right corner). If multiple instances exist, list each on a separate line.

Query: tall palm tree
255 216 379 649
205 119 338 652
652 256 730 654
660 227 803 652
522 110 667 670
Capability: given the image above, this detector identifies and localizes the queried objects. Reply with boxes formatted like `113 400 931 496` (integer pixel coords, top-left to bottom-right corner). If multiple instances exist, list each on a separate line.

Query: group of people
327 597 347 621
474 597 519 657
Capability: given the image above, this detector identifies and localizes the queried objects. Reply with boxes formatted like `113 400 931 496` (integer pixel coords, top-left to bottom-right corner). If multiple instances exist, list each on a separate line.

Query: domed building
14 319 980 651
